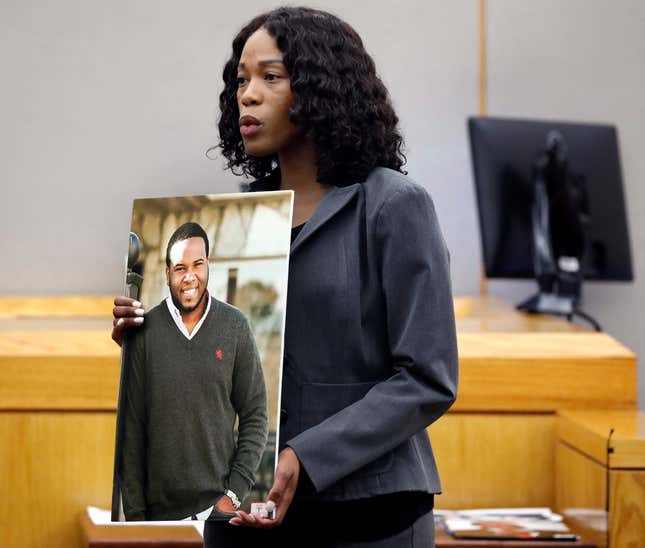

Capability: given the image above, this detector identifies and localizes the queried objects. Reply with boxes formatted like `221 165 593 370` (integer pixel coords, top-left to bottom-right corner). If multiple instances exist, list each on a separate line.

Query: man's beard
169 280 208 314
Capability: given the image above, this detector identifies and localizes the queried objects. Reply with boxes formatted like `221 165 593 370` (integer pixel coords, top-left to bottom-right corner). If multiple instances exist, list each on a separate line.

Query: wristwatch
225 489 241 510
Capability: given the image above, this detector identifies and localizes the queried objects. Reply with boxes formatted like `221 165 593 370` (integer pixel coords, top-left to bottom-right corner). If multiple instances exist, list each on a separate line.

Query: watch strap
225 489 241 509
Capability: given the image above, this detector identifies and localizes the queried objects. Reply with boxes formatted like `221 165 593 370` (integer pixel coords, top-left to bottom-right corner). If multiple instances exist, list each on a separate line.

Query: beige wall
0 0 478 295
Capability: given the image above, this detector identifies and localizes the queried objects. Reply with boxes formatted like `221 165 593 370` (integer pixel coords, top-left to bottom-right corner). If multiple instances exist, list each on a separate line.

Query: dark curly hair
217 6 406 187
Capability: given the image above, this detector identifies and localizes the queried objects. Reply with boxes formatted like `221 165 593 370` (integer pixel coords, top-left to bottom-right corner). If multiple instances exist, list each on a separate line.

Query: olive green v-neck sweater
121 297 268 520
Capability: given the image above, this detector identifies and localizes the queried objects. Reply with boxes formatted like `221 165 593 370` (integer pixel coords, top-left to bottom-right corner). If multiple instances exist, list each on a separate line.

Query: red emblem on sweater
215 348 223 360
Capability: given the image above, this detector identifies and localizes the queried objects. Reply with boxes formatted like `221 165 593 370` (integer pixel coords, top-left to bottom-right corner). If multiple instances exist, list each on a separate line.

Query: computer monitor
468 116 633 283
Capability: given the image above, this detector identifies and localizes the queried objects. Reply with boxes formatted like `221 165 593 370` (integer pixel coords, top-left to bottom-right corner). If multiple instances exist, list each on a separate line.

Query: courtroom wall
0 0 477 295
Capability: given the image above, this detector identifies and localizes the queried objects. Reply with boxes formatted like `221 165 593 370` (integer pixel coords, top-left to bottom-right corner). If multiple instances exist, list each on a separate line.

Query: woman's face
236 28 301 158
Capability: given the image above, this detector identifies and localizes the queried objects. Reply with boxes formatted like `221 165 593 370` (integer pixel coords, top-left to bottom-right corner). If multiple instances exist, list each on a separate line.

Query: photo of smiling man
119 221 269 522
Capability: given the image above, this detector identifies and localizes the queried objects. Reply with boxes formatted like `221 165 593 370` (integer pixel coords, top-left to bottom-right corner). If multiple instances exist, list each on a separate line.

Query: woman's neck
278 136 318 191
278 137 327 226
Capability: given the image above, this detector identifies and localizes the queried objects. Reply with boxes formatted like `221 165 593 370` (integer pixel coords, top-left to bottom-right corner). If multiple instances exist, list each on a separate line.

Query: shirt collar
165 290 211 340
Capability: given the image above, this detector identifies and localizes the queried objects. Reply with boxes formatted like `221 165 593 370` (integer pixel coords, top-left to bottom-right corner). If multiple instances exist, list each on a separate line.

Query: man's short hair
165 222 210 267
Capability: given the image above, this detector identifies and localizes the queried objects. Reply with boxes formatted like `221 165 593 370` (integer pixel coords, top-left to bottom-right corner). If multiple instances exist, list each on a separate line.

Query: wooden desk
80 513 202 548
435 528 595 547
454 297 586 333
556 410 645 548
79 512 596 548
0 297 119 548
431 299 636 510
0 296 114 318
0 296 636 548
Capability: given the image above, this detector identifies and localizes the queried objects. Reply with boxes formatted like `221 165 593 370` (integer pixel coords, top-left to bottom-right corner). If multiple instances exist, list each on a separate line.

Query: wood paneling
556 413 645 547
435 527 596 547
0 412 116 548
454 333 636 412
0 295 588 328
609 470 645 548
0 339 119 410
0 329 116 356
558 412 610 465
458 332 633 361
612 439 645 469
2 327 635 412
454 297 587 332
554 442 607 548
79 512 202 547
0 296 115 318
1 296 633 547
558 410 645 469
555 441 607 511
430 413 555 509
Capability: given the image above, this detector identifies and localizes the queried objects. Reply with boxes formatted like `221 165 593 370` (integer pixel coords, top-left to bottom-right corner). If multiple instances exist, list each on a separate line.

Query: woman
113 6 458 547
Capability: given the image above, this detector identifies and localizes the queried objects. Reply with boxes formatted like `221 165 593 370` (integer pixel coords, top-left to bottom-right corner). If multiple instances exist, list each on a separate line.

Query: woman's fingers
112 318 143 346
270 447 300 524
227 448 300 529
112 316 144 328
111 296 145 347
112 305 145 319
229 510 274 528
114 296 141 308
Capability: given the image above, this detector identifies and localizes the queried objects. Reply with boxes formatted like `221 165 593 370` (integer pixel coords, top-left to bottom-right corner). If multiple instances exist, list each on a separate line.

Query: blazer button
280 408 288 424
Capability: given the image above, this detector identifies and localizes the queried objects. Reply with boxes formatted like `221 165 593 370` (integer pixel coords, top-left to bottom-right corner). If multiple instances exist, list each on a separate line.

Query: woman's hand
111 296 145 346
229 447 300 528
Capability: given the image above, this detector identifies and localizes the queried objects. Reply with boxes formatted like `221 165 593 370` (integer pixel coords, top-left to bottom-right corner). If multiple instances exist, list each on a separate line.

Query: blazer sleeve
120 330 148 520
286 183 459 492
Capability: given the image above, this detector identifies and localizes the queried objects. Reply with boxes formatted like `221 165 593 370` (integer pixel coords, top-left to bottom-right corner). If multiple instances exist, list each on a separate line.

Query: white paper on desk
512 519 570 532
444 519 482 531
458 507 562 521
87 507 204 537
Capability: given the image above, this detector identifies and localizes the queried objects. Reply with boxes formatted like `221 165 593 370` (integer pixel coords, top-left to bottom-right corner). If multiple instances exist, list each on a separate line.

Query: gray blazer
251 167 458 502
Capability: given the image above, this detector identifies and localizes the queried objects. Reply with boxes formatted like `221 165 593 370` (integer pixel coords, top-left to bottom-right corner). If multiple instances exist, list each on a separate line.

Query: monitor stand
518 131 602 332
517 287 602 332
518 291 574 315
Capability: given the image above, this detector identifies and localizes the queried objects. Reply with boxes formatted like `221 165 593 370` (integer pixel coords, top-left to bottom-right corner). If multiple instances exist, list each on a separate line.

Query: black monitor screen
468 116 633 281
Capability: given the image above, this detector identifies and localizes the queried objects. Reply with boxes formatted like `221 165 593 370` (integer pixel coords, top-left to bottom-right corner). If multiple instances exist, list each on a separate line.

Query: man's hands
112 296 145 346
215 494 237 514
229 447 300 528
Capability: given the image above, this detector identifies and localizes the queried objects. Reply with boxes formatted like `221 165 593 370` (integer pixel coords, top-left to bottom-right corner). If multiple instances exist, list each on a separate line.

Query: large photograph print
112 190 293 522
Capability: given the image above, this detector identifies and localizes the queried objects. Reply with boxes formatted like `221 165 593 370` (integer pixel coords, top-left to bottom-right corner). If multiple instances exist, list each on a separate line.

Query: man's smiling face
166 236 209 313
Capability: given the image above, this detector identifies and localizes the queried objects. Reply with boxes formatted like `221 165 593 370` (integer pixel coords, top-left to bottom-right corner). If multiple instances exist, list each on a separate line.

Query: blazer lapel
291 184 360 254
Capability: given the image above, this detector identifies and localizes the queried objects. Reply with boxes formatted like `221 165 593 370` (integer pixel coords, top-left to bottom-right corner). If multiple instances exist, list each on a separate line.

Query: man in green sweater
120 222 268 521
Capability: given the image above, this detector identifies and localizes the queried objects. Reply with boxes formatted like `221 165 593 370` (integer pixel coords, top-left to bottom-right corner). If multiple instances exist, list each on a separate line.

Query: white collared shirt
165 292 211 340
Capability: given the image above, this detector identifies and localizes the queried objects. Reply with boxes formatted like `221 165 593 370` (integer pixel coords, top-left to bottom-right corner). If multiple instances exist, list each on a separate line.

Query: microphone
126 232 143 300
128 232 142 270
